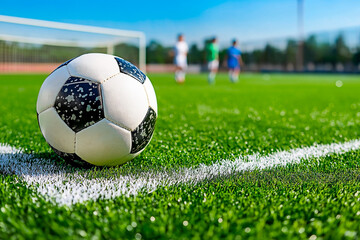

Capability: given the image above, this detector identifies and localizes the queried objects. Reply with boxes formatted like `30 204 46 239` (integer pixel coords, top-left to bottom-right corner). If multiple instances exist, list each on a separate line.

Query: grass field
1 72 360 239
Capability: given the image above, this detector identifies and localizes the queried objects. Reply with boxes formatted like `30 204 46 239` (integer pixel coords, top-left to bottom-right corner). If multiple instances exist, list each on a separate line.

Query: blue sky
1 0 360 46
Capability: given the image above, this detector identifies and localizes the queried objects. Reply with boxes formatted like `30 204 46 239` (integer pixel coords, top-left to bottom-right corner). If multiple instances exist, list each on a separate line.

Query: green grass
1 72 360 239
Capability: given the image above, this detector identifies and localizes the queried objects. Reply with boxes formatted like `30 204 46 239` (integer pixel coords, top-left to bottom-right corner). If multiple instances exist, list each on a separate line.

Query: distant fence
239 26 360 73
146 64 202 73
1 63 359 74
243 63 360 73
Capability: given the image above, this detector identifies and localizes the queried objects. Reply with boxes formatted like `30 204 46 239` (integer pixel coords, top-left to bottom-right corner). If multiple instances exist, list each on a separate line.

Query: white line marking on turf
1 139 360 206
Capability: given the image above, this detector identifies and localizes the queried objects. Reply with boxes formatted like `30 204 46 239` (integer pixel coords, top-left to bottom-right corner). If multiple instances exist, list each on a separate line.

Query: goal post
0 15 146 73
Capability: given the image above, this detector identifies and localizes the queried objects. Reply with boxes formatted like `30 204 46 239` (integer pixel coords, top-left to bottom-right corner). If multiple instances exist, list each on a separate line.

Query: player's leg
228 60 240 83
208 71 215 84
207 61 214 84
228 68 234 81
175 60 187 84
178 68 185 84
181 62 187 83
174 57 180 82
232 68 240 82
230 67 240 83
208 60 218 84
176 68 185 84
214 60 219 78
180 61 188 83
175 65 181 82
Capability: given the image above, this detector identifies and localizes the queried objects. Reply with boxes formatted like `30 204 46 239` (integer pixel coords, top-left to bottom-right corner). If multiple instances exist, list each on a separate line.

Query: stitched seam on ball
38 105 53 115
102 72 121 84
105 117 132 132
73 133 77 154
143 80 151 107
65 65 72 76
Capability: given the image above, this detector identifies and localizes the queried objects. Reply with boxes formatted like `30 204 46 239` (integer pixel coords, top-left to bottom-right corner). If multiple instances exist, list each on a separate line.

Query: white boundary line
1 139 360 206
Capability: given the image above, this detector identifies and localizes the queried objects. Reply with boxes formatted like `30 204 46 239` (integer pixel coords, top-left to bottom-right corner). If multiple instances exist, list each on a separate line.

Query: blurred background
0 0 359 73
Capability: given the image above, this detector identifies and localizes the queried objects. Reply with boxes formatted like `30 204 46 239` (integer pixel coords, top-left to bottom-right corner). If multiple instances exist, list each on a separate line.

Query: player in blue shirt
225 39 243 83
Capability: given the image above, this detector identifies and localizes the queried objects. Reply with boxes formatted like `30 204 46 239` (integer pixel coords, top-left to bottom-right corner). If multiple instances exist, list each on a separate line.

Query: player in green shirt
206 37 219 84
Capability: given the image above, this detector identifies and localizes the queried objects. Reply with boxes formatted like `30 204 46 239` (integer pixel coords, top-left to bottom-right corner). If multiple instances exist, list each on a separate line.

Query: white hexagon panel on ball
75 119 132 166
102 73 149 131
67 53 120 83
38 107 76 153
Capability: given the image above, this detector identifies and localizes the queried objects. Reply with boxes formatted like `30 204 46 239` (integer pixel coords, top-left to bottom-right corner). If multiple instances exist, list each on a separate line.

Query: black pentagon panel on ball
130 107 157 154
115 57 146 84
55 76 104 133
50 146 93 168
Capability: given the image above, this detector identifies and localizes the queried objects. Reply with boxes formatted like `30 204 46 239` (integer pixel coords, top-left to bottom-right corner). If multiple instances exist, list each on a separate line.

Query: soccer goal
0 15 146 73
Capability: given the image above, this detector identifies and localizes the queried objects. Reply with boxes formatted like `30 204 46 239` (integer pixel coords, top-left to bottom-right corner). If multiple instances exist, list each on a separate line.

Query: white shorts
175 56 187 69
208 60 219 70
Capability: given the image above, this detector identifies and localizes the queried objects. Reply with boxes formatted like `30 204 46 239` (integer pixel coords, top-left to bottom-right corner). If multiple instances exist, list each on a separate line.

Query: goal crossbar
0 15 146 71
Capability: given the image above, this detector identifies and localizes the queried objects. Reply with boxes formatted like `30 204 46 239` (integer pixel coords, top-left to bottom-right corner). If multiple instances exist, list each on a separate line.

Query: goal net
0 15 146 73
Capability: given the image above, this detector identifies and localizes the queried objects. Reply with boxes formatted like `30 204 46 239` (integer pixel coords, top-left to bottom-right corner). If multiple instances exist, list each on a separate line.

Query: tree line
146 34 360 68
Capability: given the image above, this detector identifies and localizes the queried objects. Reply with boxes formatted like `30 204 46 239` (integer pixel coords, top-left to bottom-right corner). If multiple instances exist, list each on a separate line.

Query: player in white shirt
174 34 188 83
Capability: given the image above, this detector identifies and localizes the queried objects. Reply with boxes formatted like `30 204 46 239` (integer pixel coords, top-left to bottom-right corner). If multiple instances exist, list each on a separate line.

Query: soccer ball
36 53 157 166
